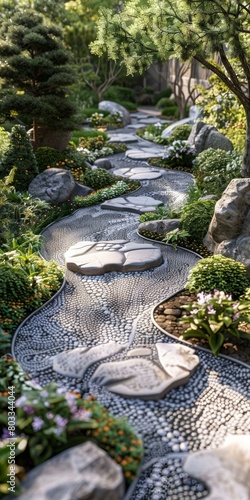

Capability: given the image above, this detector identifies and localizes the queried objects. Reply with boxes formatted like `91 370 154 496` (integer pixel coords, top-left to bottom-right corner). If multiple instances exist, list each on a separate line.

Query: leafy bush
70 129 108 147
180 290 250 356
117 100 137 111
82 108 110 119
154 87 172 104
196 74 246 152
186 255 249 298
83 168 116 190
161 106 180 118
137 123 168 144
162 140 196 168
0 125 38 191
139 205 175 223
0 249 63 333
181 198 216 243
156 97 177 109
193 148 242 197
79 135 106 151
35 147 64 173
163 228 190 249
0 127 10 160
104 85 136 103
169 124 192 142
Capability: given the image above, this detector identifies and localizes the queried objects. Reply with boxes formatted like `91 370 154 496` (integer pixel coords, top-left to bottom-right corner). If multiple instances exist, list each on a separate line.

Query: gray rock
187 121 233 153
98 100 131 126
204 178 250 274
90 343 199 400
127 347 152 357
138 219 181 235
17 441 125 500
65 239 163 275
52 342 126 378
93 158 112 170
70 182 93 199
184 435 250 500
28 168 75 203
101 195 163 214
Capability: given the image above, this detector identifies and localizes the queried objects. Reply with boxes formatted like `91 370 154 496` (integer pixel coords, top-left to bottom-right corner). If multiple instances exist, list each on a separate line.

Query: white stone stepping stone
125 150 163 160
156 343 199 375
101 195 163 214
138 117 170 124
127 124 147 129
184 435 250 500
52 342 126 378
108 133 138 143
113 166 162 179
90 344 199 400
65 239 163 275
127 347 152 357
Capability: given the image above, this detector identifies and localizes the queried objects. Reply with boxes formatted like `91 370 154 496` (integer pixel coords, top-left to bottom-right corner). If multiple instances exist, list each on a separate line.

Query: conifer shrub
0 125 38 191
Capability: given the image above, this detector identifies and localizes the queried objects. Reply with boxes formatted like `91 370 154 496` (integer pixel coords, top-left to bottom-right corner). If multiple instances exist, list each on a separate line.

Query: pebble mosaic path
13 110 250 500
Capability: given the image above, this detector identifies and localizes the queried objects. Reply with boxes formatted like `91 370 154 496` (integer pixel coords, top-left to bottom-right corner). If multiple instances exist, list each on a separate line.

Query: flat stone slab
113 166 162 179
90 343 199 400
127 124 148 130
138 117 170 124
127 347 152 357
125 149 163 160
101 195 163 214
65 240 163 275
108 133 138 143
18 441 125 500
184 435 250 500
52 342 126 378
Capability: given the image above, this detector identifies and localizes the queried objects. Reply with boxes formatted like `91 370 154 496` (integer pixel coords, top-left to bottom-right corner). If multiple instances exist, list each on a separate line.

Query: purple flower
32 417 44 431
74 409 92 421
16 395 27 407
54 415 68 429
56 387 67 395
1 428 13 440
23 405 35 415
46 412 54 420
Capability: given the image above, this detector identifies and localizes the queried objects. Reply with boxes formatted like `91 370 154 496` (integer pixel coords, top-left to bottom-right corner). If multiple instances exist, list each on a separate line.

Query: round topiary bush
156 97 177 109
83 168 115 190
161 106 180 119
169 124 192 142
0 265 32 302
186 255 249 298
181 199 216 243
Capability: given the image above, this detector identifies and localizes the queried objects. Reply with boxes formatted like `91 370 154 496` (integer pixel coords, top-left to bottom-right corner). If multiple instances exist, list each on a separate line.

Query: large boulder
184 435 250 500
17 441 125 500
187 121 233 153
29 168 75 203
204 178 250 275
98 100 131 126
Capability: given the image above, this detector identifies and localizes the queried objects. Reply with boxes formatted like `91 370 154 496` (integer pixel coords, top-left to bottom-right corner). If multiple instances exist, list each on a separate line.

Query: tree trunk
242 107 250 177
33 117 38 144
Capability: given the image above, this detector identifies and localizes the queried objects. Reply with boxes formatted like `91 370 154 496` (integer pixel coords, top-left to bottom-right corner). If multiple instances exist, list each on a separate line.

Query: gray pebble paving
12 112 250 500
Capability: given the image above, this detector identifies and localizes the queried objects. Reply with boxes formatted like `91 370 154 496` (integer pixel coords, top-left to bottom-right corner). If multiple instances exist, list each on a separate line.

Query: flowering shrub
162 140 196 168
180 290 250 355
0 382 143 491
89 112 105 127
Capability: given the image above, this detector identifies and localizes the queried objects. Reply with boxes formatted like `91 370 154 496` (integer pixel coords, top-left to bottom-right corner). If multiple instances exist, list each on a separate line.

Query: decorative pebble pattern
101 195 163 214
12 113 250 499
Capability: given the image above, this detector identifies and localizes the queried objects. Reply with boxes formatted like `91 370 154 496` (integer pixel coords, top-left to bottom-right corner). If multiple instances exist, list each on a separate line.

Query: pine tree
0 125 38 192
0 11 76 146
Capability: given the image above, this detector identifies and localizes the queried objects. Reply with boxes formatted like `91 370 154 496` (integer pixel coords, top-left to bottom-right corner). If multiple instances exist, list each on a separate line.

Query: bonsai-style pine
0 11 76 148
